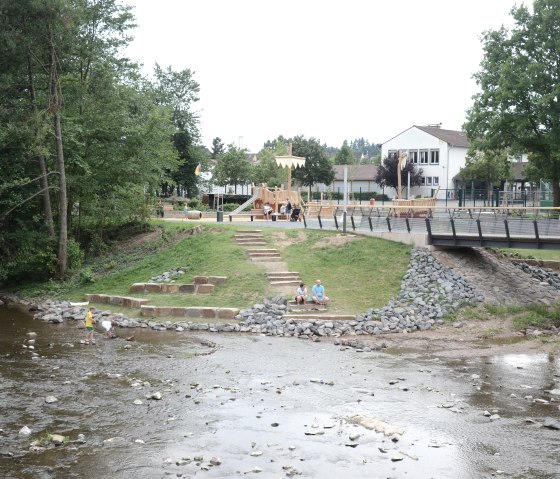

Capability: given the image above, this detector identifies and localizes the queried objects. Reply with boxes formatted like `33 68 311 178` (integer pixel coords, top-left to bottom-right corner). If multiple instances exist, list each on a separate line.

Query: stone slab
196 284 215 294
193 276 208 284
208 276 227 285
217 308 240 319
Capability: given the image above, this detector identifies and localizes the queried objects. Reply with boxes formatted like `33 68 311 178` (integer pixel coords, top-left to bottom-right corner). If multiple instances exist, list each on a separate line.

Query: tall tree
253 139 288 187
213 144 252 193
374 156 423 197
334 144 356 165
464 0 560 205
153 64 201 198
211 137 225 159
292 136 335 187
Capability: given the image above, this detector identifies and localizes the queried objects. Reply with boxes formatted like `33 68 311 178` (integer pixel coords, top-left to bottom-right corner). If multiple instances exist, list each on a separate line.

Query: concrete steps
266 271 301 287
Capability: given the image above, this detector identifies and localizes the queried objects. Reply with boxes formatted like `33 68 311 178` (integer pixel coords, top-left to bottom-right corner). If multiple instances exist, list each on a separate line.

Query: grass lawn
499 248 560 261
15 222 412 316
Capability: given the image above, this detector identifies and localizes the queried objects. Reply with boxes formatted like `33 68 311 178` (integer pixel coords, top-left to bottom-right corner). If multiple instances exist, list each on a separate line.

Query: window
420 149 429 164
433 176 439 186
388 150 398 159
408 150 418 164
420 177 426 186
425 177 433 186
430 149 439 165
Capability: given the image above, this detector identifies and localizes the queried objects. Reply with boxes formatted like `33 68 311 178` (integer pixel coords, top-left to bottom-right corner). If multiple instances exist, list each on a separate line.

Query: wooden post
288 143 292 203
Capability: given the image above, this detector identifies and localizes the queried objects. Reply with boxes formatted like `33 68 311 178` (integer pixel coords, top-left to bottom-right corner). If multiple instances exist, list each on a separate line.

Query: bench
228 213 256 222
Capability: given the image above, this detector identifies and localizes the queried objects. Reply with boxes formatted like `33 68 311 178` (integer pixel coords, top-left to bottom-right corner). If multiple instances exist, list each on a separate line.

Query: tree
153 64 201 198
334 144 356 165
213 144 252 193
374 156 423 197
211 137 225 159
252 139 288 187
291 136 335 187
459 149 513 189
464 0 560 206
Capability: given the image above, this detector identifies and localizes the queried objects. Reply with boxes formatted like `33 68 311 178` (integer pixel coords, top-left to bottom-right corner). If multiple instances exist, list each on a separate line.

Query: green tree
211 137 225 159
464 0 560 205
374 156 423 197
213 144 252 193
459 149 513 189
252 140 288 187
334 144 356 165
292 136 335 187
153 64 201 198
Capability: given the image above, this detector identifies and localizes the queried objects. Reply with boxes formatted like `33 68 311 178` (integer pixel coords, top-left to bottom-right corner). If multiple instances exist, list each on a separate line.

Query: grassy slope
16 222 412 315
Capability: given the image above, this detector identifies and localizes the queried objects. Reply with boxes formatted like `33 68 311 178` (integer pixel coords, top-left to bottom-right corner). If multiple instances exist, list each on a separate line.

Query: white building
381 125 469 199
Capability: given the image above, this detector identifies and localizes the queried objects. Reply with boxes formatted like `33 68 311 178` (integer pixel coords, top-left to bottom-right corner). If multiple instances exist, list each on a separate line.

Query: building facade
381 125 469 199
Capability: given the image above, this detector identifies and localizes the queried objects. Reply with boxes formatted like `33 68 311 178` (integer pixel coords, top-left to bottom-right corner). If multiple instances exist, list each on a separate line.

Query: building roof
383 125 470 148
333 164 377 181
414 125 469 148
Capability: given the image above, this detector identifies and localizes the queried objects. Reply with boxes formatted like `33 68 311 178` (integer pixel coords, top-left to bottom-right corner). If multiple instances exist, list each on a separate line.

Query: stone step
266 271 299 277
248 252 281 257
269 280 302 286
267 275 300 282
282 314 355 321
235 230 262 233
236 237 266 242
287 301 327 310
237 241 267 246
246 249 278 254
250 256 282 262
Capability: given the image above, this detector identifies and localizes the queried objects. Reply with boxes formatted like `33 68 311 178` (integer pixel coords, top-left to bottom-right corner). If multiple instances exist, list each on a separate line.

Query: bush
222 203 240 212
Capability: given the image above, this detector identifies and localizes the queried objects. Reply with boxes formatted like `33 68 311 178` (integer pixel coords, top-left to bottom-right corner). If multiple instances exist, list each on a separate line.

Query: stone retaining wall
140 305 239 319
84 294 149 308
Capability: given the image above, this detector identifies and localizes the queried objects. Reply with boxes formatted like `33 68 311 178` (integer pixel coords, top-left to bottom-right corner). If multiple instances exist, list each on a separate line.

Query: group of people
83 306 115 344
295 279 329 305
263 200 301 221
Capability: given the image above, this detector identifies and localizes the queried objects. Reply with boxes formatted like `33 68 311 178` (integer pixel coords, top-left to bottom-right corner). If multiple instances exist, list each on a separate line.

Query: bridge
303 205 560 250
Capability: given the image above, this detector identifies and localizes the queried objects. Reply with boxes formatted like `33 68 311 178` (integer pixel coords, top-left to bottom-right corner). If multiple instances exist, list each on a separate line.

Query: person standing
285 200 292 221
84 307 96 344
311 279 329 305
263 202 272 220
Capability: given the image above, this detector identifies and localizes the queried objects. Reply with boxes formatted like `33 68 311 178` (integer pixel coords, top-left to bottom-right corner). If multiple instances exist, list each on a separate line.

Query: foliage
292 136 335 187
512 303 560 330
213 144 252 193
459 149 513 186
211 137 225 159
0 0 198 282
252 139 288 187
374 156 423 196
334 144 356 165
153 64 202 198
464 0 560 205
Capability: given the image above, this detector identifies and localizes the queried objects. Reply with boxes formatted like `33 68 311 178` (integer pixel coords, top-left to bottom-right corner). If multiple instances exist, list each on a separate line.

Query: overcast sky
125 0 525 153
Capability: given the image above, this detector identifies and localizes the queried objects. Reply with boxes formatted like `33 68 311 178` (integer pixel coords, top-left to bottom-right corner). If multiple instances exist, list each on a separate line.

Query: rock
209 457 221 465
133 399 143 405
391 455 404 462
50 434 65 445
543 417 560 430
19 426 31 436
151 392 162 400
45 396 58 404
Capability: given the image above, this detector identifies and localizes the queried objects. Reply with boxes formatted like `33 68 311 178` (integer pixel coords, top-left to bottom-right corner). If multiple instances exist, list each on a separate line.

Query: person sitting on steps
311 279 329 305
295 283 307 305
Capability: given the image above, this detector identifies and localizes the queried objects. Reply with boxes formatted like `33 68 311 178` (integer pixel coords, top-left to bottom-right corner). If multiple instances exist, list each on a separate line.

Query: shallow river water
0 303 559 479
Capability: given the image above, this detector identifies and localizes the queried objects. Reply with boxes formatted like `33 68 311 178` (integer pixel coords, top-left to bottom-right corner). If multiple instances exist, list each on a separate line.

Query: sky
124 0 525 153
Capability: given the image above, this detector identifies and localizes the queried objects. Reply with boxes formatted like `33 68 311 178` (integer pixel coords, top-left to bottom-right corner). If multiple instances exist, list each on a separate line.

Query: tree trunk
49 26 68 278
27 50 55 238
553 178 560 208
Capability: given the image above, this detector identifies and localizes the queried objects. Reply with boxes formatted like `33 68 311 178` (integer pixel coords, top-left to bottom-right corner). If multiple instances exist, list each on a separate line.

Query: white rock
19 426 32 436
133 399 143 405
45 396 58 404
151 392 162 400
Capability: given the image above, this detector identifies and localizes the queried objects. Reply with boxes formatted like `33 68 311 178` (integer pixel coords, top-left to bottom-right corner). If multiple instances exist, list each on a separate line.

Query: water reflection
0 303 558 479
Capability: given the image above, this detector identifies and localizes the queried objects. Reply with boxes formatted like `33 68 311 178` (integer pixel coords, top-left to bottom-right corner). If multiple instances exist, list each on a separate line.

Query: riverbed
0 303 559 479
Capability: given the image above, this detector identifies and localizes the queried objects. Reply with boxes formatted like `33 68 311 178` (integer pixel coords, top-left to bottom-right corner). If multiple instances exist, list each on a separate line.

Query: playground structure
231 185 305 218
